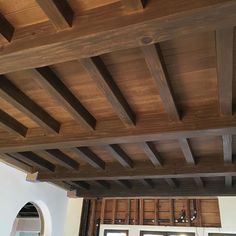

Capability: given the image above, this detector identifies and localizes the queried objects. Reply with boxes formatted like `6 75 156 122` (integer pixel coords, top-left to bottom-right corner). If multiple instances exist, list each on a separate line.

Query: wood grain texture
81 57 136 126
121 0 145 12
0 1 235 74
142 142 162 166
106 144 133 168
11 152 55 172
0 75 60 134
34 67 96 130
45 149 79 170
179 138 195 164
216 27 234 115
222 134 232 163
142 44 180 121
0 109 28 137
38 159 236 181
72 147 105 170
0 13 14 42
67 180 90 190
36 0 73 31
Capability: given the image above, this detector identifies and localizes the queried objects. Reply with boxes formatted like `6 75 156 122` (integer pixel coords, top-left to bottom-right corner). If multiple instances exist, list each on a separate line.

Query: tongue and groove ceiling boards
0 0 236 197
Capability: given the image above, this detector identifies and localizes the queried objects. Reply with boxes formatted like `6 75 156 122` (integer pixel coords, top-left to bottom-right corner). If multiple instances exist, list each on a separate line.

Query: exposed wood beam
116 180 132 189
142 44 180 121
225 176 233 187
223 134 232 163
0 1 236 74
80 57 135 126
0 153 33 173
216 27 234 115
165 178 177 188
36 0 73 31
45 149 79 170
72 147 105 170
141 179 155 188
67 181 90 190
74 185 236 198
0 75 60 134
121 0 145 12
194 177 204 188
0 109 28 137
34 67 96 130
10 152 55 172
38 159 236 181
95 180 110 189
0 13 14 42
3 110 236 153
106 144 133 168
179 138 196 164
142 142 162 166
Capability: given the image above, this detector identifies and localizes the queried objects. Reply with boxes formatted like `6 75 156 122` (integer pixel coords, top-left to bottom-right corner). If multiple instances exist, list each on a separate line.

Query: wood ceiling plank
34 67 96 130
38 159 236 181
0 75 60 134
0 1 235 74
116 180 132 189
216 27 234 115
222 134 232 163
141 179 154 188
0 109 28 138
106 144 133 168
121 0 144 12
96 180 110 189
165 178 177 188
0 13 14 42
72 147 105 170
45 149 79 170
36 0 73 31
142 142 162 166
81 57 136 126
11 152 55 172
142 44 180 121
179 138 196 164
67 180 90 190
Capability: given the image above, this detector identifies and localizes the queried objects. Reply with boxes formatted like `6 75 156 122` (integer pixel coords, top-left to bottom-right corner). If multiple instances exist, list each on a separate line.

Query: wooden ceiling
0 0 236 198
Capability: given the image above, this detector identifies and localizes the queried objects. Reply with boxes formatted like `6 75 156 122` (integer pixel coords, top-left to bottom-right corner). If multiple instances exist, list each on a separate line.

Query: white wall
100 197 236 236
0 162 83 236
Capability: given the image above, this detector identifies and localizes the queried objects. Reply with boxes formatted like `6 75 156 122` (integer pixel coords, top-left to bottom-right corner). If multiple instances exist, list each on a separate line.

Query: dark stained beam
142 44 180 121
106 144 133 168
67 181 90 190
38 159 236 182
0 1 236 74
45 149 79 170
4 109 236 153
0 153 33 173
116 180 132 189
0 13 14 42
165 178 177 188
141 179 155 188
72 147 105 170
36 0 73 31
142 142 162 166
0 109 28 137
11 152 55 172
96 180 110 189
121 0 145 12
34 67 96 130
179 138 195 164
0 75 60 134
81 57 135 126
194 177 204 188
223 134 232 163
74 185 236 198
225 176 233 187
216 27 234 115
